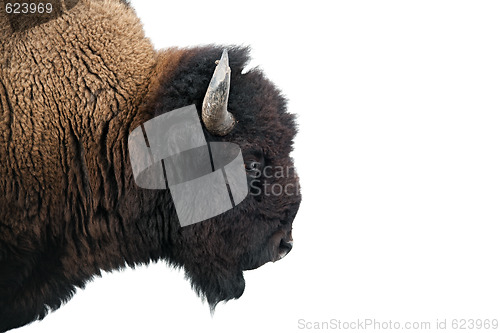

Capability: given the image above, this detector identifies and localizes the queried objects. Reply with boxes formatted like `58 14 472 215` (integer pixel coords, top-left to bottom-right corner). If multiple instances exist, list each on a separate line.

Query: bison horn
202 49 236 136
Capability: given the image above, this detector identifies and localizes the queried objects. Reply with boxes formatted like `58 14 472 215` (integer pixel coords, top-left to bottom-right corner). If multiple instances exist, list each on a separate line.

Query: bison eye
245 161 261 172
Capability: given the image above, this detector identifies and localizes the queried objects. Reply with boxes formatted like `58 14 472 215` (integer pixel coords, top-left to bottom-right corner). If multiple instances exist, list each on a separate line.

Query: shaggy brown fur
0 1 301 331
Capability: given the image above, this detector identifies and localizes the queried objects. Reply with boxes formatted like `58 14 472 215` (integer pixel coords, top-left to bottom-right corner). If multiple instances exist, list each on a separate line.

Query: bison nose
278 238 293 259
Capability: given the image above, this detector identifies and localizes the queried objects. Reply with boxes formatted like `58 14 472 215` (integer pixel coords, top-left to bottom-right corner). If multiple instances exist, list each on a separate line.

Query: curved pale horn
202 49 236 136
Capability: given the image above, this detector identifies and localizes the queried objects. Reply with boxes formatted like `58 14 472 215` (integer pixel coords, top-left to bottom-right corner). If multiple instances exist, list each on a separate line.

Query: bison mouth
242 229 293 270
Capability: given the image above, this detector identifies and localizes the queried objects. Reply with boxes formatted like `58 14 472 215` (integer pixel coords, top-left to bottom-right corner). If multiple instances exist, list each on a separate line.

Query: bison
0 0 301 331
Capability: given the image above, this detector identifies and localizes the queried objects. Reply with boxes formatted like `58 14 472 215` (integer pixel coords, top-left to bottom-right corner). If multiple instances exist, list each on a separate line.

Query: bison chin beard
182 264 245 313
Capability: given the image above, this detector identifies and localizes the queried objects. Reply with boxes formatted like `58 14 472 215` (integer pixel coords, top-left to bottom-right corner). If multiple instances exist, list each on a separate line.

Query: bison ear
201 49 236 136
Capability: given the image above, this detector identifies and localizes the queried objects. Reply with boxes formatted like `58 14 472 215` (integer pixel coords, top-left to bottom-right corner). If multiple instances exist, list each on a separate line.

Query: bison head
133 46 301 309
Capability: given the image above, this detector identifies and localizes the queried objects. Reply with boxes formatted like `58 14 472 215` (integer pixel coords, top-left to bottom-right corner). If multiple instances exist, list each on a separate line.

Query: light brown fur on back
0 0 156 232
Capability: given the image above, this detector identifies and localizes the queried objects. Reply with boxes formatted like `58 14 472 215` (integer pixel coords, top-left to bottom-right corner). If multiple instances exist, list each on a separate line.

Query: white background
15 1 500 332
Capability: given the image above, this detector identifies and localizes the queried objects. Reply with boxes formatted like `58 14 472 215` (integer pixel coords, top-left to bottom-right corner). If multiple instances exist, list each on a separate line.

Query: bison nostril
281 239 293 250
278 239 293 259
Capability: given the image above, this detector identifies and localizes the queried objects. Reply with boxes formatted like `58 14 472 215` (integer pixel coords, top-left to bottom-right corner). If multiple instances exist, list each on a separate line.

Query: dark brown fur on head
141 45 301 310
0 1 300 331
